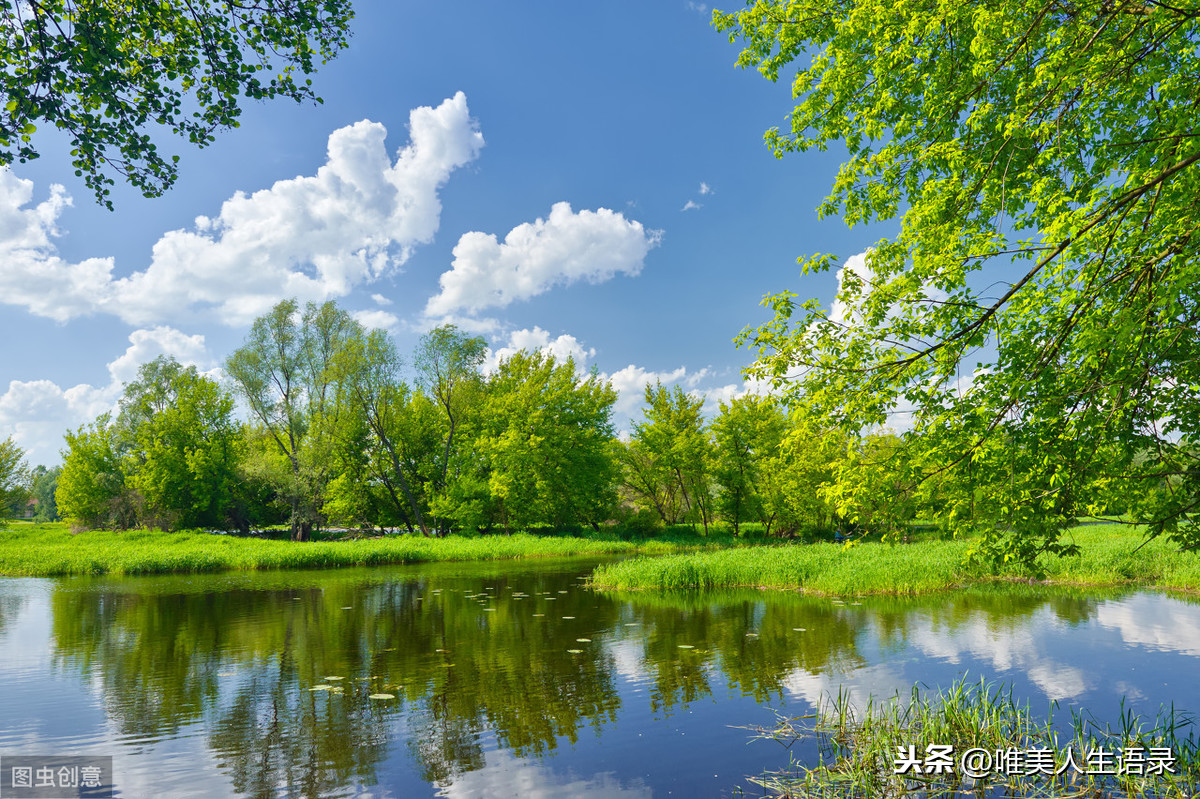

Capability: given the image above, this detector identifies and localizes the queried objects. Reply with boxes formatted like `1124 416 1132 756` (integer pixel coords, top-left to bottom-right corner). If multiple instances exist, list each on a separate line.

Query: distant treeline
40 299 1126 544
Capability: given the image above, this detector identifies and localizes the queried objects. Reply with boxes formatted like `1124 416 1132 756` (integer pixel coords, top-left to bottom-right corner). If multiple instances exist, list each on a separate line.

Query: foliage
57 414 134 529
413 324 489 534
710 396 786 535
226 299 356 540
30 464 60 523
620 383 713 531
719 1 1200 561
118 356 240 530
0 436 29 519
0 0 353 207
482 351 619 531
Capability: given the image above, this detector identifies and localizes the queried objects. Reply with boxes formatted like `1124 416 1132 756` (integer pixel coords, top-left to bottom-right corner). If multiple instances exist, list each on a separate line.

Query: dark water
1 559 1198 798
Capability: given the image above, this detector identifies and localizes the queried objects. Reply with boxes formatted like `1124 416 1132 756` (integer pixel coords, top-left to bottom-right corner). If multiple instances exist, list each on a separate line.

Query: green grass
0 521 738 577
745 677 1200 798
592 524 1200 595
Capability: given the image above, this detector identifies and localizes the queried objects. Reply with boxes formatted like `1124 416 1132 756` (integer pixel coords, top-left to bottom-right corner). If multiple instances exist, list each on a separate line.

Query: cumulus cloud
351 309 400 331
0 93 484 326
370 293 393 306
425 202 661 317
0 327 214 465
681 200 701 212
484 326 596 375
699 181 712 195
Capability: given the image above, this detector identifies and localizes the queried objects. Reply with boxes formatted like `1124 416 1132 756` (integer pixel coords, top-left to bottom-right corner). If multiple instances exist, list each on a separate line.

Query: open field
0 521 740 577
590 524 1200 595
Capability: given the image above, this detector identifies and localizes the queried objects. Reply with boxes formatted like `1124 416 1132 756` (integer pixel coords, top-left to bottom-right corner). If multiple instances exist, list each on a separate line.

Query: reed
746 677 1200 798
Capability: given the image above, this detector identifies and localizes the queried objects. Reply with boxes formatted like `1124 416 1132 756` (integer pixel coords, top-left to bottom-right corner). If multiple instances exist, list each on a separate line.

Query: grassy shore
591 524 1200 595
0 521 738 577
745 677 1200 798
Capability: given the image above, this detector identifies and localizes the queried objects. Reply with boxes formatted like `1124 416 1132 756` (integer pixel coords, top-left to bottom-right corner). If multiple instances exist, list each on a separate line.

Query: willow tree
1 0 353 207
720 1 1200 561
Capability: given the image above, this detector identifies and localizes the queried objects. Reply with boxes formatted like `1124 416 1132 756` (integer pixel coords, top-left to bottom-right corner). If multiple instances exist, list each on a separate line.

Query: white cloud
0 328 213 465
370 293 393 306
681 200 701 212
0 171 119 322
351 309 400 331
0 93 484 326
425 202 661 317
699 182 712 195
484 327 596 375
603 364 688 419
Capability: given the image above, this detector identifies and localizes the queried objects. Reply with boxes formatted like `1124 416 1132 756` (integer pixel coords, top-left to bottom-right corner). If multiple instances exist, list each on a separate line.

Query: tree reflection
46 566 1124 795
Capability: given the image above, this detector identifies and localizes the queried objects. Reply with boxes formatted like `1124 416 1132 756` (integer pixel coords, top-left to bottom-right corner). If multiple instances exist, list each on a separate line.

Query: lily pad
793 628 807 632
576 638 591 643
562 616 575 619
368 693 395 700
677 644 695 649
567 649 583 654
310 685 332 691
324 676 344 681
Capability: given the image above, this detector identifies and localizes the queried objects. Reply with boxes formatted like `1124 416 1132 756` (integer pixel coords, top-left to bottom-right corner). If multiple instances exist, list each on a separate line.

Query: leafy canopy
720 0 1200 554
1 0 353 207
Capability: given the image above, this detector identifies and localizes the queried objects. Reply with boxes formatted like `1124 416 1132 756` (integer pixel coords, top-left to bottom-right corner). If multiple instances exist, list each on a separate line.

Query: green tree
0 436 29 519
482 351 619 532
622 383 713 532
721 1 1200 558
710 395 786 535
414 325 488 535
226 299 356 541
1 0 353 207
328 327 432 535
30 464 61 523
118 356 240 530
58 415 135 529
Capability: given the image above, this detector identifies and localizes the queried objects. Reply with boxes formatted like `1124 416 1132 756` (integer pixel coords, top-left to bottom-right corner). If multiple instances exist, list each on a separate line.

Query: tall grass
593 524 1200 595
747 677 1200 798
0 522 730 577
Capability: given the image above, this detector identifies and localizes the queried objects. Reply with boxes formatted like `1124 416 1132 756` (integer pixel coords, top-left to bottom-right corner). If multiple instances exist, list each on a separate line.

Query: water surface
1 559 1198 797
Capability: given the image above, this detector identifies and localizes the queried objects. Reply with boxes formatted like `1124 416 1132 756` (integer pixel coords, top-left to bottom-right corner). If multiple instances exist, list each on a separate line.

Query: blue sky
0 1 886 466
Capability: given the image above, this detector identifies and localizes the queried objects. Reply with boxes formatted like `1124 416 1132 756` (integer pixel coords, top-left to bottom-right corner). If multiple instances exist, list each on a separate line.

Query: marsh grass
592 524 1200 595
0 521 735 577
746 678 1200 798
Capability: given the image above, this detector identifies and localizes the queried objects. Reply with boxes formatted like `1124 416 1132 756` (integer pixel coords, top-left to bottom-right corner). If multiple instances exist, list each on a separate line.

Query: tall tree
721 1 1200 559
0 436 29 519
413 325 488 535
226 299 355 541
623 383 713 532
1 0 353 207
329 327 431 535
710 396 786 535
117 356 240 530
30 464 61 523
483 351 619 532
57 415 134 529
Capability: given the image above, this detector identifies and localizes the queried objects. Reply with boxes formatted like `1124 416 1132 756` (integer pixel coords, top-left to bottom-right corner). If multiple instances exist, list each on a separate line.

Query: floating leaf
532 613 545 617
368 693 395 700
567 649 583 654
576 638 591 643
324 676 344 681
677 645 694 649
562 616 575 619
793 628 807 632
310 685 332 691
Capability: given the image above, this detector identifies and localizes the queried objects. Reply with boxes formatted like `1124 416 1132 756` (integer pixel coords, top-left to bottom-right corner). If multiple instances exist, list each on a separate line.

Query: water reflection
0 564 1195 797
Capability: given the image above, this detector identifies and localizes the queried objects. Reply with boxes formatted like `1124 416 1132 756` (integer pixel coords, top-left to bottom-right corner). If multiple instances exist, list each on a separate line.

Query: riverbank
0 522 739 577
590 524 1200 594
